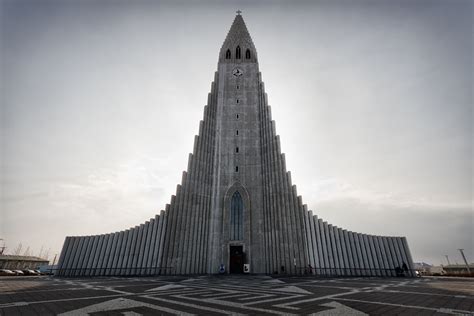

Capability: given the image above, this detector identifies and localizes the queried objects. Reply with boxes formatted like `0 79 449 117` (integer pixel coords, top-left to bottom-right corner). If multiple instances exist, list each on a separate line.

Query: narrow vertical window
235 166 239 172
230 191 243 240
236 114 239 119
236 147 239 153
236 46 241 59
236 130 239 136
245 49 251 59
236 99 239 103
226 49 231 59
236 85 239 89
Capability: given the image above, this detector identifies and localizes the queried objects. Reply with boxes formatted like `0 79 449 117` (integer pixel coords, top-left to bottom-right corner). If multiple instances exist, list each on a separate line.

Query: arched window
225 49 231 59
245 49 251 59
230 191 243 240
236 46 241 59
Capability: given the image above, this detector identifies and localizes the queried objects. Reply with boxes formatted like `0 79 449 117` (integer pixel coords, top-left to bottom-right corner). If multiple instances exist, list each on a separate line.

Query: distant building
413 262 433 275
443 264 474 276
0 255 49 270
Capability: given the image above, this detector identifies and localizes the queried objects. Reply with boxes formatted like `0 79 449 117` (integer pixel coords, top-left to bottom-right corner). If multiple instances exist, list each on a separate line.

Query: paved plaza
0 275 473 315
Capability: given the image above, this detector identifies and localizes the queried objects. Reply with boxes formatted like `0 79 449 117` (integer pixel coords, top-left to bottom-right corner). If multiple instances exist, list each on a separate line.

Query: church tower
56 13 414 277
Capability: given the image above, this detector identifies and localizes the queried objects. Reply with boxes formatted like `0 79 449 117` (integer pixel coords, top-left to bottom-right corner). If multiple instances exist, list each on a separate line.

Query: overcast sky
1 0 472 265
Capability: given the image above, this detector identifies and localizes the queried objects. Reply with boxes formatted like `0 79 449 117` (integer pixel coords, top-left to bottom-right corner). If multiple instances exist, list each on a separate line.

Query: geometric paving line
334 297 473 315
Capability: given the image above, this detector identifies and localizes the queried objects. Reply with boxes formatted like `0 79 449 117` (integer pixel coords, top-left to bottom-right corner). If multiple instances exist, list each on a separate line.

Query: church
56 13 414 277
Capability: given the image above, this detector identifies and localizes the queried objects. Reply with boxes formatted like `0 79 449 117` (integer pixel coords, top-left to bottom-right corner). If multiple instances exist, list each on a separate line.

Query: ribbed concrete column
118 230 131 276
137 222 149 275
78 237 92 277
376 236 390 276
141 219 154 275
318 219 329 275
328 225 338 275
304 211 315 273
342 230 354 275
353 233 364 275
146 216 158 275
381 237 395 276
401 237 415 276
92 235 105 276
121 229 134 276
338 228 349 276
163 194 177 275
367 235 381 276
157 209 168 274
323 222 334 275
347 232 358 276
373 236 386 276
70 237 85 277
362 234 375 276
63 237 78 276
111 231 124 276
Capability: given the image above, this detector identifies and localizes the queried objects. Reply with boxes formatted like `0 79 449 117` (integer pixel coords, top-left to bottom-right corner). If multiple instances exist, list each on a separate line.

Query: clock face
232 68 243 77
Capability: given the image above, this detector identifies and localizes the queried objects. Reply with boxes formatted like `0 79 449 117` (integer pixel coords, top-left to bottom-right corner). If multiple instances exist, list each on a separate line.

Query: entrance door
229 245 244 274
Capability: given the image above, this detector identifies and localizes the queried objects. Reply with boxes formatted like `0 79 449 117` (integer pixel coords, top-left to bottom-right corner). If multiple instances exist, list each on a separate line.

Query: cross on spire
236 10 242 15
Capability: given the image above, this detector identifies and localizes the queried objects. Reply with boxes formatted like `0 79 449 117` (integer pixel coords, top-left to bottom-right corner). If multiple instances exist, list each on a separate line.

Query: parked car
12 270 24 275
22 269 39 275
0 269 15 276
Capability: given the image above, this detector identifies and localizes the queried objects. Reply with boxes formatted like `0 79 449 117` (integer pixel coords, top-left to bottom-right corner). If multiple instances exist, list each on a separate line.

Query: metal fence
47 266 415 278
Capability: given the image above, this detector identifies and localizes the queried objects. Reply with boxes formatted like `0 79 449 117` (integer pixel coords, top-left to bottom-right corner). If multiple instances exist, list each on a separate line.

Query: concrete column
323 222 334 275
376 236 390 276
292 186 307 275
178 158 193 275
314 217 324 274
146 216 159 275
157 209 168 274
388 237 400 273
77 236 93 277
346 231 360 276
318 219 329 275
396 237 411 276
69 237 85 277
381 237 396 276
128 226 140 275
141 219 154 276
353 233 364 275
328 225 340 275
117 230 131 276
91 235 105 276
111 231 124 276
84 235 99 276
372 236 386 276
335 227 345 275
62 237 78 276
401 237 415 276
338 228 349 276
98 234 111 276
368 235 381 276
343 230 355 275
137 222 149 275
304 211 315 274
390 237 403 268
162 194 177 275
104 233 117 276
100 234 113 276
121 229 134 276
362 234 375 276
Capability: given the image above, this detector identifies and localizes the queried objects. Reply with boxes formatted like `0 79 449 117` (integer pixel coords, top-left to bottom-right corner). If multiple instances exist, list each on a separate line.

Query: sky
1 0 472 265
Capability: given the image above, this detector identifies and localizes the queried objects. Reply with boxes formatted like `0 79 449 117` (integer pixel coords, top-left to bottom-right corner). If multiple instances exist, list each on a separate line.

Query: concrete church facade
56 14 414 277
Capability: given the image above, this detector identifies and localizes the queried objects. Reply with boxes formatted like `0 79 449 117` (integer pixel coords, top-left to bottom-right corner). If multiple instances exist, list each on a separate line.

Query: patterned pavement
0 275 473 315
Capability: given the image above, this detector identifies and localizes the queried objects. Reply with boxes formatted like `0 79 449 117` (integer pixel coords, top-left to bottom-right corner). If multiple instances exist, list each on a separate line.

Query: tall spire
219 13 257 62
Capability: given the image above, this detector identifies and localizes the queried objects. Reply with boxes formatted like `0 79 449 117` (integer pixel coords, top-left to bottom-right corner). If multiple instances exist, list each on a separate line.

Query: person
402 262 408 272
219 264 225 274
